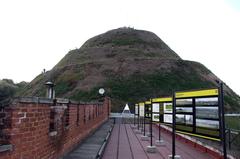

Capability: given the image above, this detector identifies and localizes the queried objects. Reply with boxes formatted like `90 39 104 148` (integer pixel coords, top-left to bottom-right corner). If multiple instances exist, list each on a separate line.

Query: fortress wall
0 97 111 159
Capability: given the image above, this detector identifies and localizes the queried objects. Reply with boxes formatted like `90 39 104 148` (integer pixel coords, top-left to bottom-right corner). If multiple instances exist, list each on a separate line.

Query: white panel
152 113 159 122
163 103 172 113
152 103 159 113
135 106 139 115
164 114 172 123
139 105 145 117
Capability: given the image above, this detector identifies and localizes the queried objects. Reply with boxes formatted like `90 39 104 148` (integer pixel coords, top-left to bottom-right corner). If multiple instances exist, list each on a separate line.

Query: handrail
96 124 114 159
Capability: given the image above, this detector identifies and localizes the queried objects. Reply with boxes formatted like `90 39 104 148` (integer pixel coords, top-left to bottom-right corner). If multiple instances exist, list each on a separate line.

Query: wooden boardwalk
103 119 214 159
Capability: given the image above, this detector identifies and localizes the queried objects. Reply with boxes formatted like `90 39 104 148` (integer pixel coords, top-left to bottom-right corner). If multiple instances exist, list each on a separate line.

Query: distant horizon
0 0 240 95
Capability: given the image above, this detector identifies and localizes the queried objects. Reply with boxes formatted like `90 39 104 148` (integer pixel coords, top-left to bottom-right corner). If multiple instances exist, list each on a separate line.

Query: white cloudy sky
0 0 240 95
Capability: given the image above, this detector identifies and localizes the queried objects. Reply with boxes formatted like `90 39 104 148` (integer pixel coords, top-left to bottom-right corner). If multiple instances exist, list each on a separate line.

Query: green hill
0 79 28 106
20 27 240 112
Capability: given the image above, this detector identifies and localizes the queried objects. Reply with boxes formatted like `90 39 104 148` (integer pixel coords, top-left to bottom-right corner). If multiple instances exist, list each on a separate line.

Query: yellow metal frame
176 130 221 141
175 89 218 98
152 97 172 103
145 101 151 104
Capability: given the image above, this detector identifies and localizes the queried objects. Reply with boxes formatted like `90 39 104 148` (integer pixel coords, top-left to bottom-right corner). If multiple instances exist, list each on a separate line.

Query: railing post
228 128 231 150
172 93 176 158
219 82 227 159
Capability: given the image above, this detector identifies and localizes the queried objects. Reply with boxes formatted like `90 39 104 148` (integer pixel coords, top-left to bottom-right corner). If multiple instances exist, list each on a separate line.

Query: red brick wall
0 97 110 159
0 106 11 145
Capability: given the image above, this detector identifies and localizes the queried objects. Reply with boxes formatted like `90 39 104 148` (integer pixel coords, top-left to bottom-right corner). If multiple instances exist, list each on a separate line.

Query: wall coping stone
12 97 54 104
69 100 79 104
38 97 54 104
11 97 103 106
13 97 39 103
0 144 13 153
56 98 69 104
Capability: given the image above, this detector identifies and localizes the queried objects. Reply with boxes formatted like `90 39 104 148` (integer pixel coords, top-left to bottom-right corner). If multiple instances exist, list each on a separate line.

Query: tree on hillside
0 79 28 106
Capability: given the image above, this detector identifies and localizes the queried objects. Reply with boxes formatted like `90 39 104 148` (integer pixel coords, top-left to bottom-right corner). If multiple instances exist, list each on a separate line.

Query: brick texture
0 97 111 159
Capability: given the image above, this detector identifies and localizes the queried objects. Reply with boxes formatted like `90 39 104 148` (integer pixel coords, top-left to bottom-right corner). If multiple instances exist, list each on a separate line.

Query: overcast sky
0 0 240 95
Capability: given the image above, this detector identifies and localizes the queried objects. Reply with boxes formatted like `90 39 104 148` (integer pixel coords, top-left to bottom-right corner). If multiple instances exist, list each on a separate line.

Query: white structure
45 81 55 99
122 103 131 117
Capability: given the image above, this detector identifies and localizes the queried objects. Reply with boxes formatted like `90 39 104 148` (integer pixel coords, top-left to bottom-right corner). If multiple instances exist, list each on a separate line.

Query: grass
97 31 162 48
196 127 219 137
70 87 100 102
20 53 240 114
176 125 193 132
104 70 214 109
111 37 145 46
22 66 240 114
224 95 240 112
225 116 240 130
175 125 219 137
55 82 72 96
67 68 230 112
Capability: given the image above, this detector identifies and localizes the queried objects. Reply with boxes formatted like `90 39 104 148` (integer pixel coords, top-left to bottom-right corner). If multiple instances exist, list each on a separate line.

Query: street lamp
98 88 105 102
45 81 55 99
98 88 105 96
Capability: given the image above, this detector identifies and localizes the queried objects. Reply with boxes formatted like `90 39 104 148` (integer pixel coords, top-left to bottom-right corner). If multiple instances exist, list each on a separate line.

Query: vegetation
0 79 28 106
105 71 213 105
65 69 240 113
70 88 100 102
110 37 148 46
224 95 240 112
55 82 72 96
20 28 240 113
225 116 240 130
67 70 215 112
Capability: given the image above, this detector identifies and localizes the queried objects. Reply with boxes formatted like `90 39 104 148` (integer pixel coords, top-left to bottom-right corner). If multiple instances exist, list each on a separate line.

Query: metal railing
110 113 135 124
226 128 240 149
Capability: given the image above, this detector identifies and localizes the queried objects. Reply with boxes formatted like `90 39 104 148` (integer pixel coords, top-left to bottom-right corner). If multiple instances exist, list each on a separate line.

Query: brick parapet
0 97 110 159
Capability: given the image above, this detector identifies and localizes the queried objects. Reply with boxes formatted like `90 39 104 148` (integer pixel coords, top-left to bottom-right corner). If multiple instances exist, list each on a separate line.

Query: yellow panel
176 130 221 141
139 102 145 107
145 101 151 104
175 89 218 98
152 97 172 103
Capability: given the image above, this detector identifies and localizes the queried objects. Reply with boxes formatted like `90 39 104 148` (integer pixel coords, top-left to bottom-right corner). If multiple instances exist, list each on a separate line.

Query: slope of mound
20 28 240 112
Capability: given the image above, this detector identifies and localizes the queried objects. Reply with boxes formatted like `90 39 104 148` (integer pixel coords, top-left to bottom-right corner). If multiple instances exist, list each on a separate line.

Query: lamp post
98 88 105 101
45 81 55 99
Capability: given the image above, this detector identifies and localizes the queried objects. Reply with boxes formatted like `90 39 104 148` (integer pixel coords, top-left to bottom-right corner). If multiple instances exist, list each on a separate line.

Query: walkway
63 120 113 159
102 119 214 159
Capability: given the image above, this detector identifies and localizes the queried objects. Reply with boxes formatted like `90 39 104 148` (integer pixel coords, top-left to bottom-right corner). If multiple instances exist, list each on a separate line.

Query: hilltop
20 28 240 112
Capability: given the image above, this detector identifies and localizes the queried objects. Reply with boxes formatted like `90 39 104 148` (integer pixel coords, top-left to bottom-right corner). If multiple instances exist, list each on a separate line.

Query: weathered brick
0 97 110 159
